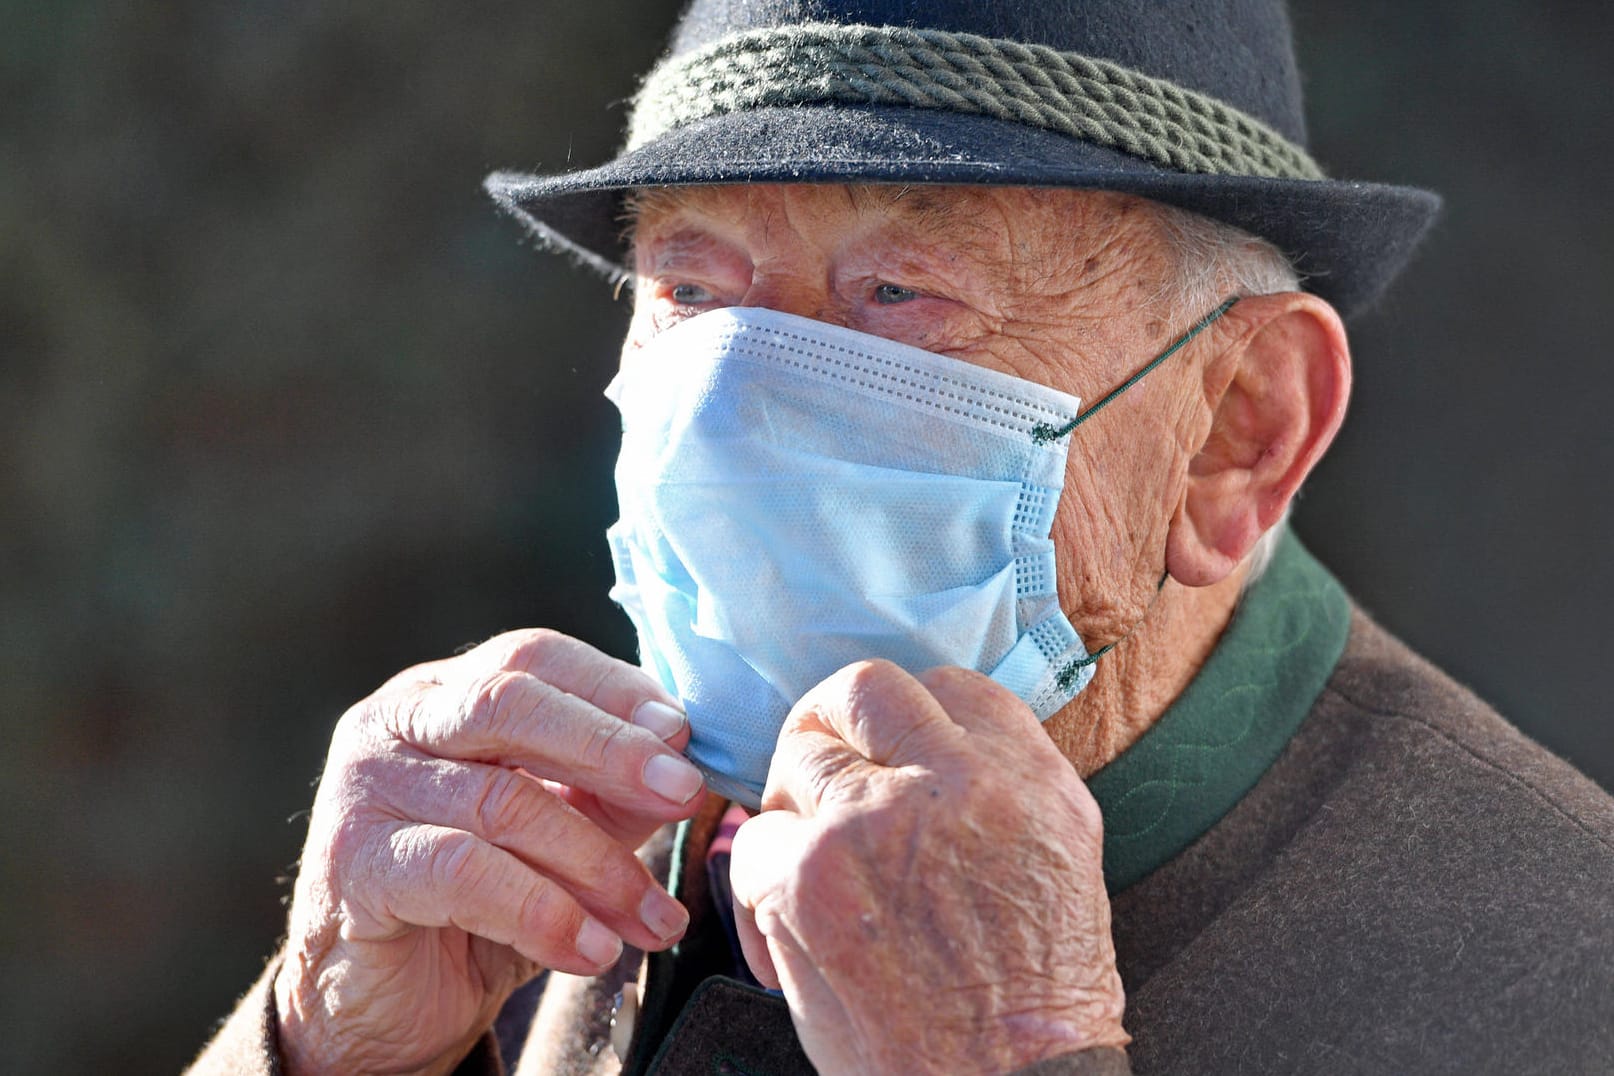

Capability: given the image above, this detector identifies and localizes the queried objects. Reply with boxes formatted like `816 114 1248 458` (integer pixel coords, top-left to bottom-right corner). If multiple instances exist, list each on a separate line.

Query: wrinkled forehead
621 183 1206 343
623 183 1170 269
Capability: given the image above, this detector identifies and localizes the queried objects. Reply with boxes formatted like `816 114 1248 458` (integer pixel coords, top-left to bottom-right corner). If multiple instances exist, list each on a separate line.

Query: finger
481 629 685 734
788 659 962 768
543 781 694 847
391 670 705 816
728 810 816 989
915 669 1103 833
914 665 1042 738
373 655 458 695
394 756 689 950
732 900 780 990
373 823 627 977
377 631 691 751
729 813 860 1060
763 660 961 813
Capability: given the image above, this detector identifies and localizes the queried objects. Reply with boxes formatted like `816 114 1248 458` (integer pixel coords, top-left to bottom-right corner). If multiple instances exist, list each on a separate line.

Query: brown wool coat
190 609 1614 1075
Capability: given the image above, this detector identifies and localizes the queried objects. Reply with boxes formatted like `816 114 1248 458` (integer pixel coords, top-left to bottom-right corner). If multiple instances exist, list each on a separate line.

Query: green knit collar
1089 528 1350 893
667 531 1348 898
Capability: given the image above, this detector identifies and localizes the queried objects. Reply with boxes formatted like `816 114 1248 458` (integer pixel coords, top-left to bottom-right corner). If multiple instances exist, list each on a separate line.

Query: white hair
1148 202 1304 587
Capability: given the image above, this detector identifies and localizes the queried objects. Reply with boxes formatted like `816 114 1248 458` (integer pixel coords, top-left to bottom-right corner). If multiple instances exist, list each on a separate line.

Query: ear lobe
1167 293 1351 587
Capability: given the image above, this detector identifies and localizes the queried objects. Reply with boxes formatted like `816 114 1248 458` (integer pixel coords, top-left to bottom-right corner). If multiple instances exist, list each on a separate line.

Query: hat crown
667 0 1308 146
485 0 1439 317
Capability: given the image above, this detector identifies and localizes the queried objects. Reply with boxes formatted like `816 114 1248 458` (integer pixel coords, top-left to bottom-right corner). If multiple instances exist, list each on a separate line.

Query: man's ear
1166 292 1351 587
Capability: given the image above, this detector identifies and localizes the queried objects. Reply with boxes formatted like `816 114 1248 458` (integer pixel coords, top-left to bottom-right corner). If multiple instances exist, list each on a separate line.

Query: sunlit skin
627 183 1352 775
269 182 1350 1075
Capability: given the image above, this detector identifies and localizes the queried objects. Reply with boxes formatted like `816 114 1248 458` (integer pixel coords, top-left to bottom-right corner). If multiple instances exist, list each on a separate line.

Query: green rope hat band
628 24 1326 182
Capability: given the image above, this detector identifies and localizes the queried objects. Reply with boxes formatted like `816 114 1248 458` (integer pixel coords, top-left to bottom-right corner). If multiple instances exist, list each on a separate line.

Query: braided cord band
628 23 1324 181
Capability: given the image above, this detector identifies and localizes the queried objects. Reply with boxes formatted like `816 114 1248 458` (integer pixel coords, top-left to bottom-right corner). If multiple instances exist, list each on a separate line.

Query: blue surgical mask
605 301 1234 808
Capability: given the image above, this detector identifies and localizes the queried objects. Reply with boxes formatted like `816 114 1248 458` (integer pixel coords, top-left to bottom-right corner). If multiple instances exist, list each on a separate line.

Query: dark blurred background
3 2 1609 1071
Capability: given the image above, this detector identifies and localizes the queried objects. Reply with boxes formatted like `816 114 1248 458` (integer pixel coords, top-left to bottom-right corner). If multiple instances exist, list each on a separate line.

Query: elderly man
193 1 1614 1073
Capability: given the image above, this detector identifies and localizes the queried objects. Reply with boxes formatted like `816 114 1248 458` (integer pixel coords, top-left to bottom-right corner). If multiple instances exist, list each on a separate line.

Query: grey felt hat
485 0 1440 316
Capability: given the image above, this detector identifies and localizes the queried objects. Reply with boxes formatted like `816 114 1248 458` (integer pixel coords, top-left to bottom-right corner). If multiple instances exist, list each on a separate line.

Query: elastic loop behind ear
1052 569 1171 689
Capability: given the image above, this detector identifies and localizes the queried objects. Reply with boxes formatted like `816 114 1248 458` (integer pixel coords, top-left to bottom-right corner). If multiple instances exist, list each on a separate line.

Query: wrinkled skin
274 630 706 1074
629 185 1166 1070
268 183 1348 1073
730 661 1129 1073
625 184 1338 769
626 184 1347 1072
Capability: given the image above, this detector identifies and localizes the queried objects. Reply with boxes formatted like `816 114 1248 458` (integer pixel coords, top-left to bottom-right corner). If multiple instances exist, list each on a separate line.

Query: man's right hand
272 629 705 1075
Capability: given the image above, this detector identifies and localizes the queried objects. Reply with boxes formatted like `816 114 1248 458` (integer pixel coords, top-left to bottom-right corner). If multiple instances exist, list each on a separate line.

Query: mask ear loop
1040 296 1242 692
1033 296 1239 446
1054 571 1168 690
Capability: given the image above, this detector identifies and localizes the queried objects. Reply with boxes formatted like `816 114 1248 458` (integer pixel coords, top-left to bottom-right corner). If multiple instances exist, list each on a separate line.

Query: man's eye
670 283 714 304
873 283 919 305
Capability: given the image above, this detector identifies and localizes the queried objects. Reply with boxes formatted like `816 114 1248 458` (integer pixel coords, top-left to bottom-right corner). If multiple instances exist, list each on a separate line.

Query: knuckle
576 717 631 773
514 878 576 940
381 655 448 689
361 679 443 750
503 627 568 672
472 627 549 661
797 745 859 806
319 812 375 877
425 830 490 899
840 658 904 693
580 661 633 710
916 664 987 694
466 669 538 739
390 691 431 747
794 822 853 881
579 838 646 899
306 755 393 865
332 695 385 753
834 659 915 718
341 745 394 794
333 698 369 738
474 768 549 838
462 672 505 729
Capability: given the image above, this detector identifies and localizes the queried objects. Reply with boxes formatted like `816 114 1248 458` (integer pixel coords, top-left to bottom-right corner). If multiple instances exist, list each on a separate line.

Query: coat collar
1088 528 1351 892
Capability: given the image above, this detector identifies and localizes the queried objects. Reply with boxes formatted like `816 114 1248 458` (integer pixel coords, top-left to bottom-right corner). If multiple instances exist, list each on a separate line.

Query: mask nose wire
1040 296 1242 692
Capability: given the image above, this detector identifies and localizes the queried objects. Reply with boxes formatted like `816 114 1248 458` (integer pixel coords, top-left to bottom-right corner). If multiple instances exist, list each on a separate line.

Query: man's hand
273 629 706 1075
729 661 1127 1075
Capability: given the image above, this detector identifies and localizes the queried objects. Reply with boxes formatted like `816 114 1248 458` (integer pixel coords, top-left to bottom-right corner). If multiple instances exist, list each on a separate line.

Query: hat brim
486 105 1440 317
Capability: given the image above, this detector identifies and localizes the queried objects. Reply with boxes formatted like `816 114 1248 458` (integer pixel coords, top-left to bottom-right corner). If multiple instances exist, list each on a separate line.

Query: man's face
625 184 1224 730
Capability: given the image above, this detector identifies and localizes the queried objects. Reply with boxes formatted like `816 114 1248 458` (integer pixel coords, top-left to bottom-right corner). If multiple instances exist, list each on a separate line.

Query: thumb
728 810 813 989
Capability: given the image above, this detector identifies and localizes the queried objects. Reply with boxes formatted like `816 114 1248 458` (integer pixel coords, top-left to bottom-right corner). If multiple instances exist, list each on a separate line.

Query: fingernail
643 753 703 804
631 699 686 741
576 917 623 967
639 888 689 942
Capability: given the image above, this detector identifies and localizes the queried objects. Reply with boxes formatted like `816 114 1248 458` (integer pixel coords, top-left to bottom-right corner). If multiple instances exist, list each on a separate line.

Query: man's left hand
729 660 1129 1075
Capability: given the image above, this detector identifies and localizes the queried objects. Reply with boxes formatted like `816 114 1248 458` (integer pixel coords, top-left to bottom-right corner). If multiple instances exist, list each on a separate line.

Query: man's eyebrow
856 185 975 231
